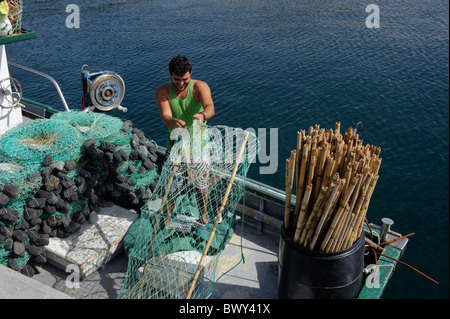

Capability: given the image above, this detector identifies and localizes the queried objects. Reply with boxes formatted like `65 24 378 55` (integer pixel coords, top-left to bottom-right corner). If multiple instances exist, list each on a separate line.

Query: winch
81 65 127 113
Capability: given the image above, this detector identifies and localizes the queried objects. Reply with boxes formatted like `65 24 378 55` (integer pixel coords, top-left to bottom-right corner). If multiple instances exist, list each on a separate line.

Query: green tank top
167 80 205 150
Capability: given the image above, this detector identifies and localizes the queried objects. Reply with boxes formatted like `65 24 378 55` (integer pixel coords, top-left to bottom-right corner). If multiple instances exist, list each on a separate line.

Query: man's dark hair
169 55 192 76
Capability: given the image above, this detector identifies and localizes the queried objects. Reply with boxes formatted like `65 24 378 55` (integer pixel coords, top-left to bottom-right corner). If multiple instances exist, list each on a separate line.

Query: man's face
170 71 191 92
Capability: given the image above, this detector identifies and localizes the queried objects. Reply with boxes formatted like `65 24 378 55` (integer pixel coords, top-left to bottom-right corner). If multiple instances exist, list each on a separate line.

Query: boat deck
30 214 280 299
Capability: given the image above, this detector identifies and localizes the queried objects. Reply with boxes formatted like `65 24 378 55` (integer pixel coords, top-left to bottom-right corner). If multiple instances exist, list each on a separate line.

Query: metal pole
380 217 394 243
8 61 70 111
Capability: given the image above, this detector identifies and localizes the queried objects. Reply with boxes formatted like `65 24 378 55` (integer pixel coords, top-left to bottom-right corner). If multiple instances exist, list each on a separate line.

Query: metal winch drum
81 65 126 112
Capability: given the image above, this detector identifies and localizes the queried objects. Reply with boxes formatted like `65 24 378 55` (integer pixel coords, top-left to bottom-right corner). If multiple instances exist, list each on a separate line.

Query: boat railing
8 61 70 111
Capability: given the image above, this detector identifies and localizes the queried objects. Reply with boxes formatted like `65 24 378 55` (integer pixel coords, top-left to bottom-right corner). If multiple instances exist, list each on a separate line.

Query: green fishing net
0 118 82 165
0 111 159 275
118 124 259 299
51 110 125 143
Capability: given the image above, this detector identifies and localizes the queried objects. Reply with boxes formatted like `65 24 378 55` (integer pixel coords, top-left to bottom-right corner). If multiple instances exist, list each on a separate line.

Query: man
155 55 215 152
155 55 214 224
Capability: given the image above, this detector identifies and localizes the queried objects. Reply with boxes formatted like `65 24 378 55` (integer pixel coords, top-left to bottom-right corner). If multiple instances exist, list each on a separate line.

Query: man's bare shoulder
156 83 170 93
193 80 209 89
155 83 170 100
192 80 211 95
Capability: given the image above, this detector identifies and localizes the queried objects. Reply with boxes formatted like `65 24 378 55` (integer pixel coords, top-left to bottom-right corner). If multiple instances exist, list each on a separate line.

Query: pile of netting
3 0 23 35
0 111 159 276
118 124 259 299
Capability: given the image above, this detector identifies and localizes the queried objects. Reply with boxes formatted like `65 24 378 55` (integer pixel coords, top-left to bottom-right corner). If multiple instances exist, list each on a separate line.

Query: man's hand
193 113 205 126
169 118 186 128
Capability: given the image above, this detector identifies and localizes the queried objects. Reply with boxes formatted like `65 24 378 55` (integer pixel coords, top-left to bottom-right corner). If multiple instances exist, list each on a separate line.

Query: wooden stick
334 167 369 251
284 150 296 234
321 155 335 189
298 144 309 195
355 175 379 240
291 132 303 233
186 131 250 299
292 145 308 231
288 150 296 233
339 144 348 176
284 158 291 232
293 184 312 243
320 174 358 251
334 172 364 252
332 140 344 177
295 131 304 187
340 164 353 203
333 203 354 252
301 181 334 248
365 236 384 253
298 186 327 247
313 145 328 199
294 133 300 190
306 147 318 186
327 204 350 252
349 166 370 213
335 121 341 138
372 157 382 175
310 178 343 250
342 173 373 249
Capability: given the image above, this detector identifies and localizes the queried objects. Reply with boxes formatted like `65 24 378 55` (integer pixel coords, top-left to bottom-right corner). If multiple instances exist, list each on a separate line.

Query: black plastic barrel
278 225 365 299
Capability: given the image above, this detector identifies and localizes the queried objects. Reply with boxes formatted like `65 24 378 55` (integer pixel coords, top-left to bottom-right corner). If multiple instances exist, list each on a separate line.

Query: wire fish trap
118 125 259 299
0 119 81 165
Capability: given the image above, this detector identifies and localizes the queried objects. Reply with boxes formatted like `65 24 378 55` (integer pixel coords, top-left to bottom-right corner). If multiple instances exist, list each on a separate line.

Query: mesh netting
0 118 82 165
118 124 259 299
6 0 22 34
0 111 159 276
0 161 42 198
51 110 124 143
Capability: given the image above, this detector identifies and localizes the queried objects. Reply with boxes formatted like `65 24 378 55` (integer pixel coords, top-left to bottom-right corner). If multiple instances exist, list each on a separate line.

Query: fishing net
0 161 42 198
118 124 259 299
6 0 22 34
51 110 125 143
0 118 82 165
0 111 159 276
0 119 81 212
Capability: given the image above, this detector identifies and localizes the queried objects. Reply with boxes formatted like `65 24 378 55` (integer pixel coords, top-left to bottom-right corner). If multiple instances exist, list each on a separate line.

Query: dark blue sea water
5 0 448 299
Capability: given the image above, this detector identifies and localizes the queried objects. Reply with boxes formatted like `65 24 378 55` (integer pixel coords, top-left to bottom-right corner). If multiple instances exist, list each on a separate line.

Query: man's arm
193 81 215 125
155 84 186 129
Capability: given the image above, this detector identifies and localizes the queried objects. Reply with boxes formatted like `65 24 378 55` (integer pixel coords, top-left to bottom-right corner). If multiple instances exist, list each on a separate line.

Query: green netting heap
0 111 159 276
118 124 259 299
51 110 126 144
0 161 43 199
0 118 82 165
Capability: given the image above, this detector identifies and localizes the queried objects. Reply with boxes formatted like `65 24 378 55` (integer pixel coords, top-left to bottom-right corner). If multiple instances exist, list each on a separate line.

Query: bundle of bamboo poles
284 122 381 252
